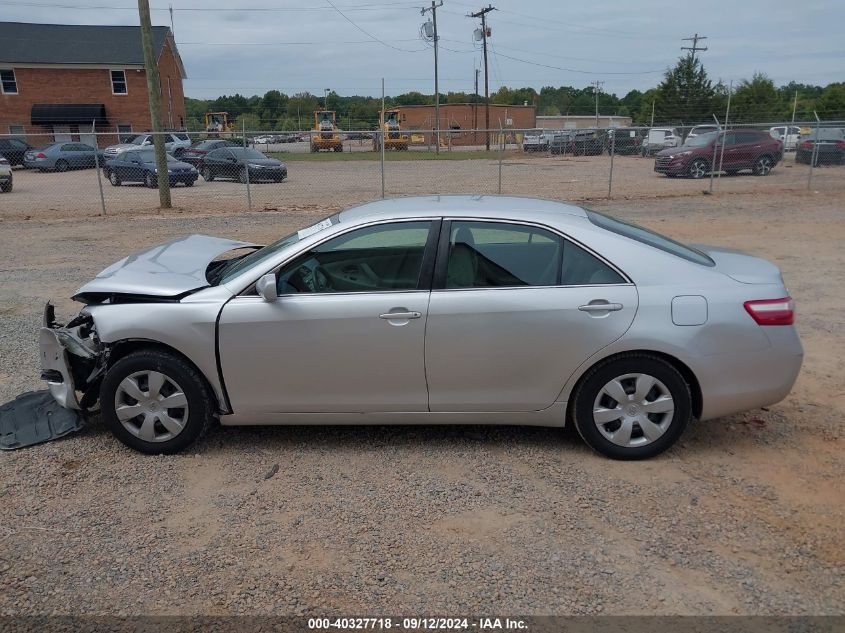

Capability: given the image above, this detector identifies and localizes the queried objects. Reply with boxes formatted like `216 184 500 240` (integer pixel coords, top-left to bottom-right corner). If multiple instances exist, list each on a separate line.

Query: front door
218 220 438 415
425 220 638 412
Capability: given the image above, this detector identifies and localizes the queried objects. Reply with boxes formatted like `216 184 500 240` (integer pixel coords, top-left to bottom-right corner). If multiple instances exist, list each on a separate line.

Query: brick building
393 103 535 146
0 21 187 147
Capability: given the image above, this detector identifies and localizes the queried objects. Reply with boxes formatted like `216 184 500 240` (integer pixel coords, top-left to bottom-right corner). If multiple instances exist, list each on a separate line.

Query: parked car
795 128 845 166
685 124 720 141
641 128 681 156
522 129 553 152
606 128 644 155
0 137 33 167
569 129 604 156
23 142 104 171
180 139 239 168
549 131 573 155
654 130 782 178
103 133 192 160
769 126 802 152
277 133 299 143
0 157 12 192
199 147 287 183
103 148 198 188
252 135 275 145
345 132 373 141
39 195 802 459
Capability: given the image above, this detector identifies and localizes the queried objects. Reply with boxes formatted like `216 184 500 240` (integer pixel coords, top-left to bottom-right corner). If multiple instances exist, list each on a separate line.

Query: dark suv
0 138 33 167
654 130 783 178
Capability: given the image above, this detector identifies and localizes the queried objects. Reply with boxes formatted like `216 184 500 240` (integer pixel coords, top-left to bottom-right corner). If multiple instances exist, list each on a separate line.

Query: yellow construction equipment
373 109 409 151
204 112 231 136
310 111 343 152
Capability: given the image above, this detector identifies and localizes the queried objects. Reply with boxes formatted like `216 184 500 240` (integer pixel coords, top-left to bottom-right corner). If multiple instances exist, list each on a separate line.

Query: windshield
230 147 266 159
217 214 340 284
129 150 178 162
128 135 146 145
683 131 718 147
586 209 715 266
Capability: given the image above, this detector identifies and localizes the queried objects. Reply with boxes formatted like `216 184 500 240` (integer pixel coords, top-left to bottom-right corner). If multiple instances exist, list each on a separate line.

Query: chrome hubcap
593 373 674 447
757 158 771 174
115 371 189 443
691 161 707 178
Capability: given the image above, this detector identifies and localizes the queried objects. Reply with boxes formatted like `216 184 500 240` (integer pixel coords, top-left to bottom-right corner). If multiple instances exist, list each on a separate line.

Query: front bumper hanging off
39 302 104 411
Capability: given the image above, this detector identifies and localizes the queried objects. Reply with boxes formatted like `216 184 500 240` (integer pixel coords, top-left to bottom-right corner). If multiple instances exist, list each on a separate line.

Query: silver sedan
40 196 803 459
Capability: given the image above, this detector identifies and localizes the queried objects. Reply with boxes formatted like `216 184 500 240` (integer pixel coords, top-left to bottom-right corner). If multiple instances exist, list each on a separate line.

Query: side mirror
255 273 278 302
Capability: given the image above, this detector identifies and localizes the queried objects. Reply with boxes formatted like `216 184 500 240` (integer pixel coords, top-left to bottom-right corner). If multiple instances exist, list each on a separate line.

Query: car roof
338 195 589 225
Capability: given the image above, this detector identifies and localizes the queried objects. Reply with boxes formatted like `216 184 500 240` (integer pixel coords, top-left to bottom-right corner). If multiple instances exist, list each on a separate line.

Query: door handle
379 311 421 320
579 302 623 313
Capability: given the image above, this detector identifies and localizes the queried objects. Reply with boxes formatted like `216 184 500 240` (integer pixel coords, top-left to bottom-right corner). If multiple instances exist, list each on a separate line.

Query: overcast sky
3 0 843 99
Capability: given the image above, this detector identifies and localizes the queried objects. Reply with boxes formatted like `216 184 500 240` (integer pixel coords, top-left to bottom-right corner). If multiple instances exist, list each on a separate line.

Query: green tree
654 55 719 124
730 73 784 122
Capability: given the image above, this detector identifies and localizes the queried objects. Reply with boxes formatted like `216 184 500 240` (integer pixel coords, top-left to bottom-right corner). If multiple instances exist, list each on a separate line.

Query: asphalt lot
0 190 842 616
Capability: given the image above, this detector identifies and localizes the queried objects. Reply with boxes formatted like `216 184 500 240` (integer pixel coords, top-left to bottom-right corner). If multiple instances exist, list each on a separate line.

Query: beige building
537 115 632 130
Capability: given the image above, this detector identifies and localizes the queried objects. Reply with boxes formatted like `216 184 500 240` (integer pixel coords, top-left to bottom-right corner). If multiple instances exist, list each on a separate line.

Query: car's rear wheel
144 172 155 188
238 167 248 183
55 159 69 172
688 158 709 179
108 170 121 186
753 155 774 176
571 354 691 460
201 167 214 181
100 350 214 454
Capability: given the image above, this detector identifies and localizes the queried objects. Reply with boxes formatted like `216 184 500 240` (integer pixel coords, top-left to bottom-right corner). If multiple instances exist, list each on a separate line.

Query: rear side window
444 221 624 289
586 210 715 267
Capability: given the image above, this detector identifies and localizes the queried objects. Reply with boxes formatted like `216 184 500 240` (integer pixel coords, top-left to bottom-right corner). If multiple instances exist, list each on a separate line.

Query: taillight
836 141 845 149
800 141 812 150
744 297 795 326
36 152 47 159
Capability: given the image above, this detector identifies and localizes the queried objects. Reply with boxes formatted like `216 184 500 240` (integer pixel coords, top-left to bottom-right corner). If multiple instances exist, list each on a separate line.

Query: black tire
0 182 10 193
238 167 248 184
108 170 121 186
752 155 774 176
688 158 709 179
100 350 214 455
144 172 156 188
185 178 195 187
571 353 692 460
55 159 69 172
201 167 214 182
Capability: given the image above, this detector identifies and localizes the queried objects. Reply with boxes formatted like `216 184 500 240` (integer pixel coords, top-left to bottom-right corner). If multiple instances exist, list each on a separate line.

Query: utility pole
138 0 170 208
681 33 708 61
474 65 480 145
469 5 495 150
593 80 604 127
421 0 443 153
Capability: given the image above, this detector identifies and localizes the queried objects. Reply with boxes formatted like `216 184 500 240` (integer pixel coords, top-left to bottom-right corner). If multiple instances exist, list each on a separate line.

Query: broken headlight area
40 302 108 411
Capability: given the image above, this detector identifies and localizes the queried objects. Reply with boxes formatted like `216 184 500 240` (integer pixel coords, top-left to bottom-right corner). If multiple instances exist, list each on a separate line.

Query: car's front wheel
571 354 691 460
108 170 121 186
100 350 214 454
201 167 214 181
688 158 709 179
753 155 774 176
144 172 156 188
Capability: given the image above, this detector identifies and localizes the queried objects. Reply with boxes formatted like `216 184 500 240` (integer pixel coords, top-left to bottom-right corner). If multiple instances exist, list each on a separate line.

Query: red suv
654 130 783 178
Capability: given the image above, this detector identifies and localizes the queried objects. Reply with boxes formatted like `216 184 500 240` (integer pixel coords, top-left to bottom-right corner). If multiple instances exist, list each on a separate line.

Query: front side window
277 221 432 294
445 221 563 289
0 69 17 94
111 70 127 95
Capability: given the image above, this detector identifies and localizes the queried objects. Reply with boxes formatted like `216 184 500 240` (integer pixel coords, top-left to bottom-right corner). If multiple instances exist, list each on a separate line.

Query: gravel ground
0 191 843 616
1 152 842 220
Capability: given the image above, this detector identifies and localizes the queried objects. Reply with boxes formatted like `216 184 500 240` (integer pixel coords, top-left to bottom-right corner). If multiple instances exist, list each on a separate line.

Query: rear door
425 220 637 412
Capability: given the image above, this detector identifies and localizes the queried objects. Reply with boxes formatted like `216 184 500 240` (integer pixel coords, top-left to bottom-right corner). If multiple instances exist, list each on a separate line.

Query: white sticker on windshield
297 218 333 240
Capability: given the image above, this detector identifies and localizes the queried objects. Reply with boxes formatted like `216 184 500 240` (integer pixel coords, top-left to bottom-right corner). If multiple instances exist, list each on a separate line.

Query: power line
468 4 495 150
323 0 427 52
490 49 663 75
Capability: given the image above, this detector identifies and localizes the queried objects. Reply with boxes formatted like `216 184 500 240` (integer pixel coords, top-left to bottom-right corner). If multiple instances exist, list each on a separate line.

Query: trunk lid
694 244 785 285
73 234 258 301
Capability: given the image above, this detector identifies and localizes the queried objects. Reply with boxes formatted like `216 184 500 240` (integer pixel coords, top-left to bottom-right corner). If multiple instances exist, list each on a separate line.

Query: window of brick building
8 125 25 137
110 70 127 95
0 69 17 94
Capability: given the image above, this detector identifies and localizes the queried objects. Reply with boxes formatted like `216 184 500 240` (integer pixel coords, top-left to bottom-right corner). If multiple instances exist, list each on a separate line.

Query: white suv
104 132 192 159
769 126 801 151
0 157 12 193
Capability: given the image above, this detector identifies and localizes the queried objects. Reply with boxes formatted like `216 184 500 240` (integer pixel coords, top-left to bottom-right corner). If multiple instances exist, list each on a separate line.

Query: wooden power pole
138 0 171 208
469 5 495 150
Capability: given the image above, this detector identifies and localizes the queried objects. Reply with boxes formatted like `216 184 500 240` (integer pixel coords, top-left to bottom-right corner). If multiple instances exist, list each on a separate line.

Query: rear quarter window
586 210 715 267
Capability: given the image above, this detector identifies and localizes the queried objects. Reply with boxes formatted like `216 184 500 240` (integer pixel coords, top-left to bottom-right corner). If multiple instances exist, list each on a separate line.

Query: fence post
709 114 721 194
498 126 504 194
717 81 733 188
242 119 252 210
808 111 821 191
381 78 386 198
91 120 107 216
607 128 616 198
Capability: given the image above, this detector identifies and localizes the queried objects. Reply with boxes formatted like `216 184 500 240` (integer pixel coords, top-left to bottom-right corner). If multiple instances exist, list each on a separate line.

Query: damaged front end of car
40 302 108 412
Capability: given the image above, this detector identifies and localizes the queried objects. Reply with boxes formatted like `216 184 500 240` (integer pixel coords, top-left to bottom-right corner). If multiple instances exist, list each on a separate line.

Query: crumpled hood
74 234 257 301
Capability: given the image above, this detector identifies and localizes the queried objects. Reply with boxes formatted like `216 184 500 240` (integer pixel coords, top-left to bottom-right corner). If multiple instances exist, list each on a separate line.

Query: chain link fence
1 122 842 218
